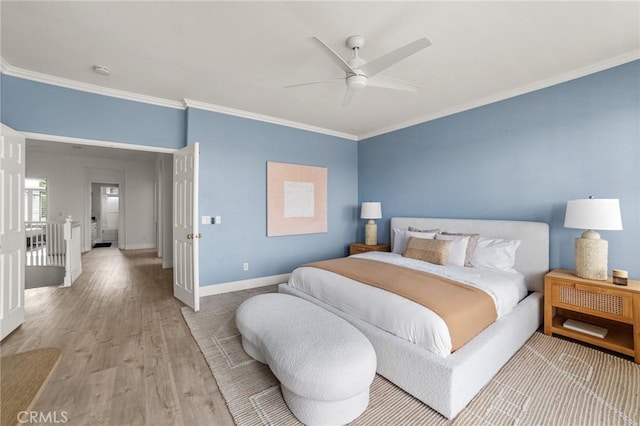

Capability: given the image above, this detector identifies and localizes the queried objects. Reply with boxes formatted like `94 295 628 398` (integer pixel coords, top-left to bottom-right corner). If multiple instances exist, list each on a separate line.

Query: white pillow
393 228 437 254
435 234 469 267
471 237 521 271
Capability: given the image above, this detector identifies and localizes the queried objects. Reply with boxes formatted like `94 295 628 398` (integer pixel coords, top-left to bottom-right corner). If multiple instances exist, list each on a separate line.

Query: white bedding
287 251 528 357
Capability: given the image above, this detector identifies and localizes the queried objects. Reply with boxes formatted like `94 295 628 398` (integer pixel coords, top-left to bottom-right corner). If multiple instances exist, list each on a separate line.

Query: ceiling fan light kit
346 74 367 91
287 34 431 106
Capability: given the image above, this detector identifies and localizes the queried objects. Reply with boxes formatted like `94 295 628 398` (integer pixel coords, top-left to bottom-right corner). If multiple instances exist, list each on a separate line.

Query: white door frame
23 133 176 251
85 176 124 251
1 124 26 340
96 182 122 245
21 132 193 304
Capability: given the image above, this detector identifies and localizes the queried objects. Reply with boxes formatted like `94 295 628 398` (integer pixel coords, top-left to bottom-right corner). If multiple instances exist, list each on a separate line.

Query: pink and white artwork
267 161 327 236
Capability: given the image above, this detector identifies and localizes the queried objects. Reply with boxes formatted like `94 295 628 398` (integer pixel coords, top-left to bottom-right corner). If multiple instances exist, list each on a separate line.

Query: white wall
159 153 173 268
26 150 157 251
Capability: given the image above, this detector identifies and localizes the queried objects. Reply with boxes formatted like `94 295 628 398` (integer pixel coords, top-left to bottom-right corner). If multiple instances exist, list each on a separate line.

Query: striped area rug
182 286 640 425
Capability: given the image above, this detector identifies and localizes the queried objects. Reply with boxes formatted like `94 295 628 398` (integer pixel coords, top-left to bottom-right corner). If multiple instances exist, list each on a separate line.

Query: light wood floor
1 248 235 425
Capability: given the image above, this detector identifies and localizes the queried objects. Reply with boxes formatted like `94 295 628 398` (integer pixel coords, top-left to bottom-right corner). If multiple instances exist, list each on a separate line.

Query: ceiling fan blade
360 37 431 78
285 78 343 89
342 87 358 107
367 74 419 92
310 37 357 75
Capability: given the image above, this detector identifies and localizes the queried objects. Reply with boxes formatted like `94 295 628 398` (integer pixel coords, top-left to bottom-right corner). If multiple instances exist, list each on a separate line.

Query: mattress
287 251 528 357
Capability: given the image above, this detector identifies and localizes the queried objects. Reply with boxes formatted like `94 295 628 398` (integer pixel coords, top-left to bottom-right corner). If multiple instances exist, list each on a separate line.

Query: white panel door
1 124 26 340
173 143 199 311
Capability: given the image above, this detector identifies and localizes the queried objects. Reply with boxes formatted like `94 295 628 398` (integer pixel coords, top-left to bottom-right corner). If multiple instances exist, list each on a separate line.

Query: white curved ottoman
236 293 376 426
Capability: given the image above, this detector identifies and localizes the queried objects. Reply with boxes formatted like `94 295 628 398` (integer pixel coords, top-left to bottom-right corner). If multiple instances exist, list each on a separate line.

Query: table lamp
361 202 382 245
564 197 622 280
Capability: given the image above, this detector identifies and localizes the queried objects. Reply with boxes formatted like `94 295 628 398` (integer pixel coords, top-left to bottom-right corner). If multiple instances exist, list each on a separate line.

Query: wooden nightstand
544 269 640 363
349 243 391 256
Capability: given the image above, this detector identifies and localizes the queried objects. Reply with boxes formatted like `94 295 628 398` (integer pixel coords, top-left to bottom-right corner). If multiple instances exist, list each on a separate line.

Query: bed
279 217 549 419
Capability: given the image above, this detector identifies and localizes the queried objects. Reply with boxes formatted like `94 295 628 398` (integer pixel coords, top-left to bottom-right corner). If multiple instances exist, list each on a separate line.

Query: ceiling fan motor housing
346 35 365 50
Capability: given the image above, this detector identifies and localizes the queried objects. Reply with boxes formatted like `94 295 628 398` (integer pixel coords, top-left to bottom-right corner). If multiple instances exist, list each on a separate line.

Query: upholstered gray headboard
390 217 550 293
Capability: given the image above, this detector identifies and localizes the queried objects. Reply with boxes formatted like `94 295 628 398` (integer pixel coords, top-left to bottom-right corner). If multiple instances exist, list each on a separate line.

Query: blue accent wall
0 74 357 287
359 60 640 278
3 60 637 283
186 108 358 285
1 75 185 149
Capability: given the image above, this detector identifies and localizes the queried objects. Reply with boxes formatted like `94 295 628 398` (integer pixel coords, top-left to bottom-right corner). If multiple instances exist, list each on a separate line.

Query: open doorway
23 133 176 289
91 183 120 248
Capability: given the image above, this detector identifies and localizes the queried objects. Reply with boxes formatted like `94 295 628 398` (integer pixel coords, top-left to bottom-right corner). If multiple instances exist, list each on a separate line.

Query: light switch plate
202 215 211 225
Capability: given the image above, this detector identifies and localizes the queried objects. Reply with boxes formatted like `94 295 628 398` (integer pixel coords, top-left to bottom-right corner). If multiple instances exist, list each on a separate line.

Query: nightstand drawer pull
559 286 622 316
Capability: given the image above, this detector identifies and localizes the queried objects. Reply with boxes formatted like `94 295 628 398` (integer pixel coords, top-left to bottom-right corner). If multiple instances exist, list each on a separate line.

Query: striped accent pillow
403 237 452 265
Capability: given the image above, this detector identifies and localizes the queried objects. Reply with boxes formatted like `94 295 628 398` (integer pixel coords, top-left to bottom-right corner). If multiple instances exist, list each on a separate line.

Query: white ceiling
2 1 639 140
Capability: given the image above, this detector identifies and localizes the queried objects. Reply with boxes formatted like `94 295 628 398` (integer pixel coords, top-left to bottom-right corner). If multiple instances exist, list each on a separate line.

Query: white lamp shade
361 202 382 220
564 198 623 231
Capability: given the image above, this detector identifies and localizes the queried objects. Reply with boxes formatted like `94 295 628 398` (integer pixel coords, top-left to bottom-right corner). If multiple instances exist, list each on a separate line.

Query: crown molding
183 98 358 141
4 51 637 143
1 58 184 110
0 57 10 73
358 50 640 141
0 57 357 140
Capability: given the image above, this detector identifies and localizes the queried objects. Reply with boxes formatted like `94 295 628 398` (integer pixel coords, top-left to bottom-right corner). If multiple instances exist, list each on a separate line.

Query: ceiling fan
286 35 431 106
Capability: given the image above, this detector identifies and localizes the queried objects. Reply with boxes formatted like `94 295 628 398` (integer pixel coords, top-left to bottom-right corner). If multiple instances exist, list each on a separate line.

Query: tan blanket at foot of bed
304 257 497 351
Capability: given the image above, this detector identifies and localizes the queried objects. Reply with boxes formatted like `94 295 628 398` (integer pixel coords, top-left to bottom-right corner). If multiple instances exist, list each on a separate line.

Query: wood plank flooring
1 248 235 426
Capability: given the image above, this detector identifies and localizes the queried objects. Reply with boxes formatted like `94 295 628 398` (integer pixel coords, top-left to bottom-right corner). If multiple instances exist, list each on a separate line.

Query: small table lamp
564 198 622 280
361 202 382 245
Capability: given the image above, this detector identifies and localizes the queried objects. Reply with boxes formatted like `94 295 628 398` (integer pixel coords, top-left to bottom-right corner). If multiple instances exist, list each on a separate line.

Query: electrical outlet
243 262 249 271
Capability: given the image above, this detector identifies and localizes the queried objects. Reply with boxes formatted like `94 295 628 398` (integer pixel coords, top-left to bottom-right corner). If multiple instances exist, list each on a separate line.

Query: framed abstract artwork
267 161 327 236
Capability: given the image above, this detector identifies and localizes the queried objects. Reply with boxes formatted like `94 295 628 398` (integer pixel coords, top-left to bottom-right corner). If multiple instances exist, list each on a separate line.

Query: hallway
1 248 234 425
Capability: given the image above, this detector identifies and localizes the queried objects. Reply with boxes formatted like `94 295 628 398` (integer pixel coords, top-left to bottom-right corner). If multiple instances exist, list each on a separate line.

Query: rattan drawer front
558 285 623 315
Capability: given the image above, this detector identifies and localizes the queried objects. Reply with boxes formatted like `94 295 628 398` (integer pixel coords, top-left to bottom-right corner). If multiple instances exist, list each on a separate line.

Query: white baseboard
199 273 290 297
125 243 156 250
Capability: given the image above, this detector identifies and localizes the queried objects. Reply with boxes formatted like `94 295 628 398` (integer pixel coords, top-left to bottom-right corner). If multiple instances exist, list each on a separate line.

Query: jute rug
1 347 62 426
182 286 640 425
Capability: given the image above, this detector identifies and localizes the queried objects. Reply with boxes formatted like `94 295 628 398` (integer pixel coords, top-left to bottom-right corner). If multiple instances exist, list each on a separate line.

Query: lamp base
575 237 608 280
365 220 378 245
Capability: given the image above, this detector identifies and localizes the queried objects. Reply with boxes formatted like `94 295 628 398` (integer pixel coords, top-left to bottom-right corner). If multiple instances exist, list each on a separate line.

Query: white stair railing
25 216 82 287
26 221 65 266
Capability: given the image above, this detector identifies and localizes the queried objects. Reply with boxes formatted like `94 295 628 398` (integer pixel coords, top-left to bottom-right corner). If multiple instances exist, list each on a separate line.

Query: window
25 179 47 222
